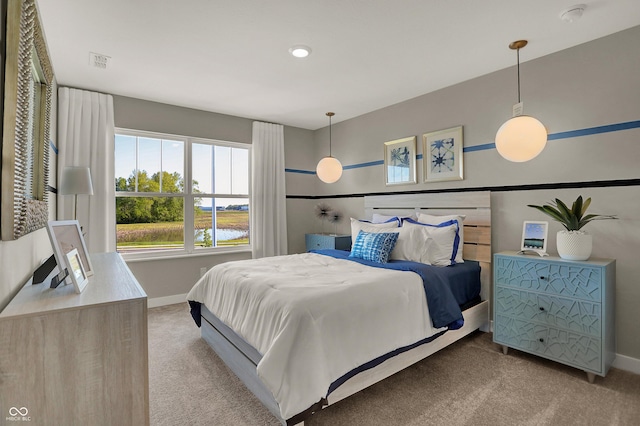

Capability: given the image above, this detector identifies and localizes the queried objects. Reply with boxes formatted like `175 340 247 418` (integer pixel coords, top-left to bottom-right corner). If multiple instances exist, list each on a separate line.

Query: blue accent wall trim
464 143 495 153
286 120 639 174
50 140 58 155
344 160 383 170
285 168 316 175
547 120 640 141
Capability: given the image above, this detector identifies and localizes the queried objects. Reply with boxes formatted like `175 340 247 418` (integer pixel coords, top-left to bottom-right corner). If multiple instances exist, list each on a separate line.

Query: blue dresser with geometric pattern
493 251 615 383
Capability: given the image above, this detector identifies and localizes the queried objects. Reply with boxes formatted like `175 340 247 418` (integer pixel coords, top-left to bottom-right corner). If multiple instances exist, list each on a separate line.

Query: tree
115 170 187 224
202 229 213 247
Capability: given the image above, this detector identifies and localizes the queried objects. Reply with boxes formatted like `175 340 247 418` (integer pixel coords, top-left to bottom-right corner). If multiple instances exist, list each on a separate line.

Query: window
115 129 250 256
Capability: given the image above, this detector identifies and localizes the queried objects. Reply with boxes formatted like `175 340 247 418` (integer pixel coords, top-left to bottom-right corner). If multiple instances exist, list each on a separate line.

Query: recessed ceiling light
559 4 586 23
289 45 311 58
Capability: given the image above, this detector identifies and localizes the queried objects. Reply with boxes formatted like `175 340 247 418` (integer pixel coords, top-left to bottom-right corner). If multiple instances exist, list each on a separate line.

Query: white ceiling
37 0 640 130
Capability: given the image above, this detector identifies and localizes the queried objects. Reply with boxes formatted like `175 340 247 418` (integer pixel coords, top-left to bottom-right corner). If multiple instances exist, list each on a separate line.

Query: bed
187 191 492 425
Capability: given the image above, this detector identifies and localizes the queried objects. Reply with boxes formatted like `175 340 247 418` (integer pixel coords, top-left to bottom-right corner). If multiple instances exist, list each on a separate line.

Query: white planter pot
556 230 592 261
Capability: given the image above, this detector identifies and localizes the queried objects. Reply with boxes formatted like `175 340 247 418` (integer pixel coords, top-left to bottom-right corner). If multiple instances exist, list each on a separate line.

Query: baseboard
148 293 188 308
613 353 640 375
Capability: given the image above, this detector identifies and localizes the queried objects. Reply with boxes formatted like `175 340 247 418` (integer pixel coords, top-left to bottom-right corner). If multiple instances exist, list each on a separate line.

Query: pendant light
316 112 343 183
495 40 547 162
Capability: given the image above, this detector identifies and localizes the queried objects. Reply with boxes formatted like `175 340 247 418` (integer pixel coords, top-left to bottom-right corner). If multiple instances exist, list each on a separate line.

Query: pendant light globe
316 112 343 183
495 115 547 162
316 156 343 183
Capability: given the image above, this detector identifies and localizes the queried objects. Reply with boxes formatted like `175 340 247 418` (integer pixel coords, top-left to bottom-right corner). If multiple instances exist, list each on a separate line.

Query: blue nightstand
305 234 351 251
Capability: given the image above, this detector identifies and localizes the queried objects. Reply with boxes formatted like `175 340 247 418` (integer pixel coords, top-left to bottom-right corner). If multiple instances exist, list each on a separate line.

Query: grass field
117 210 249 250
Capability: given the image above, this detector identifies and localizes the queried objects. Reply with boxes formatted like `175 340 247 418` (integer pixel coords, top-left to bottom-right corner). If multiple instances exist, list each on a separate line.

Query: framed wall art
423 126 463 183
384 136 417 186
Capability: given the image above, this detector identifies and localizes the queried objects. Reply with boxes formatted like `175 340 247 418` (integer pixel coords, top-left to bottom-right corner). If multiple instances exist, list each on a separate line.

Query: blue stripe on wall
344 160 383 170
288 119 640 175
547 120 640 140
285 168 316 175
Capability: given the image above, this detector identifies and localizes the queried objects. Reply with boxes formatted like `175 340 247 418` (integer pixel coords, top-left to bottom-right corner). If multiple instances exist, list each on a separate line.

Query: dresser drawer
495 286 601 337
494 314 602 373
494 255 602 302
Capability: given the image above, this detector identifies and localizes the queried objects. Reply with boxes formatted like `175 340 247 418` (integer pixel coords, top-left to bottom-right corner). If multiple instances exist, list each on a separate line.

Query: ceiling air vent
89 52 110 69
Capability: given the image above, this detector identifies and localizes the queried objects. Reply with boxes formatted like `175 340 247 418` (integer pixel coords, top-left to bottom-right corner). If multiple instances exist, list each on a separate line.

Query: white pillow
350 218 399 243
389 225 434 264
402 220 459 266
416 213 465 264
371 213 418 224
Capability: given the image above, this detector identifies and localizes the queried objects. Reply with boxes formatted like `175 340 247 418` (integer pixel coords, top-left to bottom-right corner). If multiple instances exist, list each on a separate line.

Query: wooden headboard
364 191 492 302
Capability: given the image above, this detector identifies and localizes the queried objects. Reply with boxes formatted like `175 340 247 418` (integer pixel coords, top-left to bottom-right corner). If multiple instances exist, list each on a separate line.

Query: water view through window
115 132 250 253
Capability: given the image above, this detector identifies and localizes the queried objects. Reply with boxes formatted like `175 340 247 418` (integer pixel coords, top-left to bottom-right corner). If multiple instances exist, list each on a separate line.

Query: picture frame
66 249 89 293
384 136 417 186
46 220 94 278
423 126 464 183
520 221 549 256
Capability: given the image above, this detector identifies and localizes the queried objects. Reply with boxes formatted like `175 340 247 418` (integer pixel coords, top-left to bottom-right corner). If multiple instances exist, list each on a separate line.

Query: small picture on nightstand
519 221 549 257
66 248 89 293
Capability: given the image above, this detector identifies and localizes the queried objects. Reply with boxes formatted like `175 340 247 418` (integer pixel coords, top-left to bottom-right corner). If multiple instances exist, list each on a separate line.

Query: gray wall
286 26 640 359
0 85 58 310
112 95 314 298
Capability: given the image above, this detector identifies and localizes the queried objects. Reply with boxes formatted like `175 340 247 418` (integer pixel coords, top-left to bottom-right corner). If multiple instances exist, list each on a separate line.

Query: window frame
115 127 251 261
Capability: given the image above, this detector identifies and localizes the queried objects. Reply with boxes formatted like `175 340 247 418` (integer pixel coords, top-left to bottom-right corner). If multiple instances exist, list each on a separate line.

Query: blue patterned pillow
349 230 399 263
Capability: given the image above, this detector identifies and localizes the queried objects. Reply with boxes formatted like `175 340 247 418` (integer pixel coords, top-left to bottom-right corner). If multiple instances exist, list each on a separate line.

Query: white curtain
57 87 115 253
251 122 287 258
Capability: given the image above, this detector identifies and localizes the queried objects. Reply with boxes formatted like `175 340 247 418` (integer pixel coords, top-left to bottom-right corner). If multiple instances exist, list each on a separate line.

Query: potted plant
528 196 617 260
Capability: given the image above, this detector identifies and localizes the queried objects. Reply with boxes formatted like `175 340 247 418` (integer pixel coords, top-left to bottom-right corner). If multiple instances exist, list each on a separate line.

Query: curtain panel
251 122 287 258
57 87 116 253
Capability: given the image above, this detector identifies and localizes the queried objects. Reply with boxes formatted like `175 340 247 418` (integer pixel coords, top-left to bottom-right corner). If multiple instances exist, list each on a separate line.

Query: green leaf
581 197 592 216
573 196 583 221
555 198 572 218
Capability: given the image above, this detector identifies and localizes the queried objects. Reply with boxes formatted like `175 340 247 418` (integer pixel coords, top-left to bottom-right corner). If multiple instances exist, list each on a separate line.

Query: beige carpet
148 303 640 425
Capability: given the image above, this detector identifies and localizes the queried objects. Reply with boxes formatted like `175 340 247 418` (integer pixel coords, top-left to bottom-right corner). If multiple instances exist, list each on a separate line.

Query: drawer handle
539 338 544 343
539 306 545 311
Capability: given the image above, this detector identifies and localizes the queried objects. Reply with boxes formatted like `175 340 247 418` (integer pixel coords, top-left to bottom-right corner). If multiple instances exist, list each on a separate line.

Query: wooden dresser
0 252 149 425
493 251 615 383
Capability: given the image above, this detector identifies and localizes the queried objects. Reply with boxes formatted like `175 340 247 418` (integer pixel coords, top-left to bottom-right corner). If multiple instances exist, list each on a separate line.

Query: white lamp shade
60 166 94 195
495 115 548 162
316 156 343 183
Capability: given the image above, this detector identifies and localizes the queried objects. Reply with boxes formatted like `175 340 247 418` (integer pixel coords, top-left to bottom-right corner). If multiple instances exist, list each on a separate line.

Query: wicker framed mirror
1 0 54 240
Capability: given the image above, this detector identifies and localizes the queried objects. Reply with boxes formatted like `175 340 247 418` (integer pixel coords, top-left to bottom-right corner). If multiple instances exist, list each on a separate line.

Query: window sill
121 246 252 263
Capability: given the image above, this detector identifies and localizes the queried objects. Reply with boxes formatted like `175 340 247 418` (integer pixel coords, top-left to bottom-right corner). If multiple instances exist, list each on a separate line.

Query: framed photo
66 249 89 293
423 126 464 182
521 221 549 255
46 220 93 278
384 136 417 186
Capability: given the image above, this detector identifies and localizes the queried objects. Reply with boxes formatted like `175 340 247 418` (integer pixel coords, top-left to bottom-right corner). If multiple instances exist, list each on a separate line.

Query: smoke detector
559 4 586 23
89 52 110 69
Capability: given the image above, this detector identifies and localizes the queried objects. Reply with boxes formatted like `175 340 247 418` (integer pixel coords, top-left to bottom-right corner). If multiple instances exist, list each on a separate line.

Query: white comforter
186 252 445 420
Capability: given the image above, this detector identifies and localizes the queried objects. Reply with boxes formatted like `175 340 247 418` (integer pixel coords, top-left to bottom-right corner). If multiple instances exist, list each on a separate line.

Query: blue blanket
311 249 479 330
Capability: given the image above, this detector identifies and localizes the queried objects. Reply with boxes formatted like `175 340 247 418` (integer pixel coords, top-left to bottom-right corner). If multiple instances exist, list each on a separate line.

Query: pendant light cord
516 47 521 103
329 114 332 157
